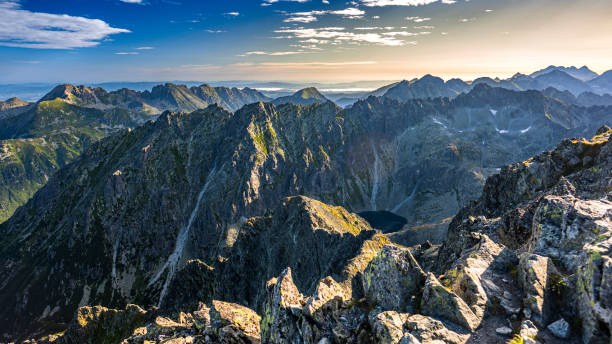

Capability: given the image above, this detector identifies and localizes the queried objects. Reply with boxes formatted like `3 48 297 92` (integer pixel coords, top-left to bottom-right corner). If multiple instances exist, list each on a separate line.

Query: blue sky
1 0 612 83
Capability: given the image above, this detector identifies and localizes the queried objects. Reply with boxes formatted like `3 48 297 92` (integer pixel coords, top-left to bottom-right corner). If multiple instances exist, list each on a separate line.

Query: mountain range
334 66 612 107
1 78 612 342
0 66 611 343
3 66 612 224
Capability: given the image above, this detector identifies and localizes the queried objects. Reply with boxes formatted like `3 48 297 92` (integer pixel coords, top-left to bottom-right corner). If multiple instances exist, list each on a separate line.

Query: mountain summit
530 65 599 82
272 87 330 106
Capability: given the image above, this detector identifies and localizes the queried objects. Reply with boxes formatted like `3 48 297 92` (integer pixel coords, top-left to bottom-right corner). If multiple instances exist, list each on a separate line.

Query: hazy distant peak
0 97 30 112
272 87 330 106
294 87 326 99
531 65 598 82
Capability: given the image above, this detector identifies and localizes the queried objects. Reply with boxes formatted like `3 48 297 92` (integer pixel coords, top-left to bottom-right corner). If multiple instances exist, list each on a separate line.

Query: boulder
369 311 410 344
403 314 467 344
421 273 479 332
362 245 426 312
210 300 261 343
261 268 306 344
547 318 570 339
518 253 558 326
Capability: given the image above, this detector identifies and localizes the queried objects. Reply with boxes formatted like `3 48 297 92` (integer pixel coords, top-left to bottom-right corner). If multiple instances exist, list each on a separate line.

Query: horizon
2 0 612 83
0 63 607 87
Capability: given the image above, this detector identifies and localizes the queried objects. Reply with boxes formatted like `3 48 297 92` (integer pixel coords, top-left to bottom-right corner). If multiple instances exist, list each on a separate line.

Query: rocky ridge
39 83 271 114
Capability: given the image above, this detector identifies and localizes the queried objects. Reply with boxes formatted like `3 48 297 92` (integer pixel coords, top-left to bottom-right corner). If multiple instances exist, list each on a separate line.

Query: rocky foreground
21 126 612 344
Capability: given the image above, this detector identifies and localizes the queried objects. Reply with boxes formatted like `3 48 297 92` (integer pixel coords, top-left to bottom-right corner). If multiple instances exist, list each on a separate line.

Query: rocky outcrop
421 273 480 332
260 268 306 343
518 253 558 326
362 245 426 312
50 304 155 344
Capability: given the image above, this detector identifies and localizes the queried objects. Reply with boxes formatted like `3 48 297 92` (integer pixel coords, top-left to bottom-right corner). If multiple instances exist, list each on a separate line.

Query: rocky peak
0 97 29 111
39 84 101 106
272 87 330 106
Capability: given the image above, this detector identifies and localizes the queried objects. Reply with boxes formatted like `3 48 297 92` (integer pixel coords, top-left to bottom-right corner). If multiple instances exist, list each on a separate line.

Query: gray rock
520 320 538 339
547 318 570 339
369 311 410 344
495 326 513 336
261 268 305 344
518 253 557 325
421 273 480 332
362 245 426 312
399 333 421 344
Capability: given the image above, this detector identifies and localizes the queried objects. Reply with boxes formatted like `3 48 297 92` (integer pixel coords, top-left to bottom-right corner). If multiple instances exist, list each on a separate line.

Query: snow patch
495 127 509 134
432 117 448 129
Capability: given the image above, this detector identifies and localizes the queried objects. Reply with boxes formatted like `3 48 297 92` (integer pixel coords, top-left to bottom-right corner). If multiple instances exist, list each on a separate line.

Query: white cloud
361 0 453 6
116 52 139 55
406 16 431 22
262 0 309 3
331 7 365 16
275 27 409 46
136 46 154 50
0 1 130 49
382 31 417 36
322 0 330 3
283 7 366 22
240 50 305 56
119 0 143 3
285 15 318 23
224 12 240 16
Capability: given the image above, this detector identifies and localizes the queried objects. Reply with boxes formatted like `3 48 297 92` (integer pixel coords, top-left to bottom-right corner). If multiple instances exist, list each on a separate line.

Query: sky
1 0 612 84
